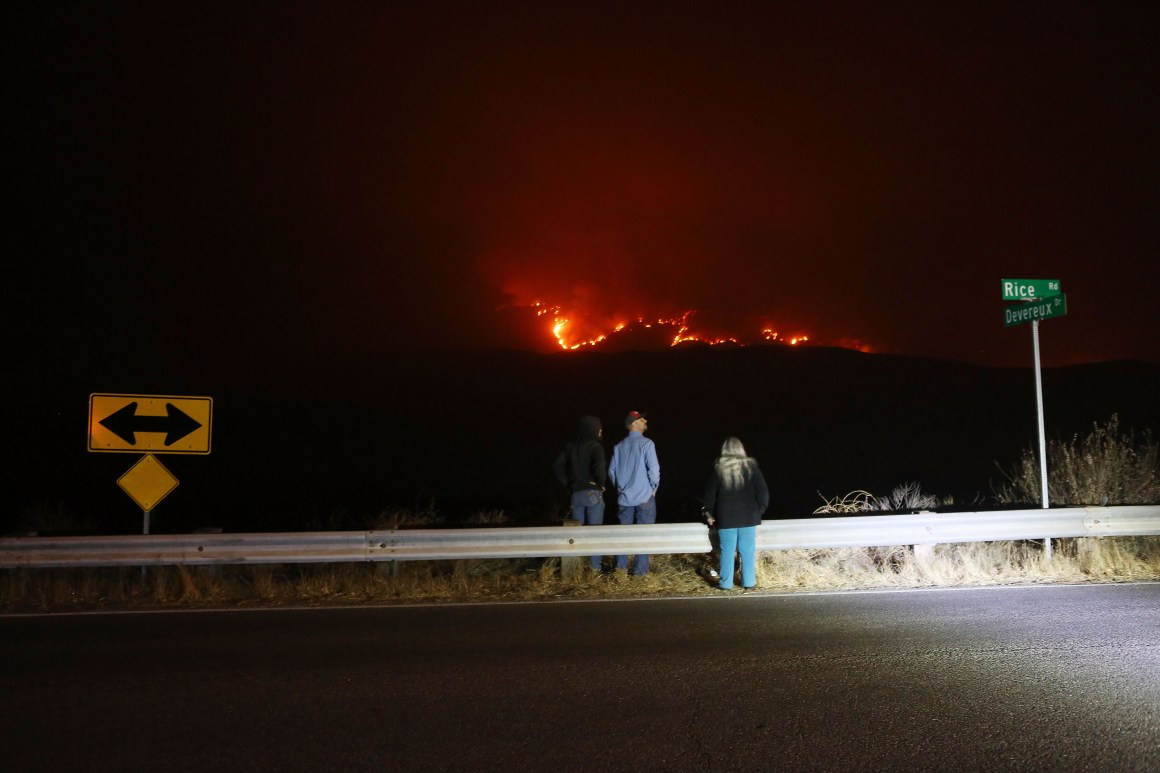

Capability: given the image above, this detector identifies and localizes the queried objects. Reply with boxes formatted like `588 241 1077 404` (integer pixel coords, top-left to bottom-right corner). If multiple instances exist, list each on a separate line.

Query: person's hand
706 516 716 526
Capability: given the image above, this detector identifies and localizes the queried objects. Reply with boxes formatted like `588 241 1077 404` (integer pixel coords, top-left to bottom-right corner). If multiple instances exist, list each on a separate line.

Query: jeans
717 525 757 589
615 495 657 575
570 489 605 570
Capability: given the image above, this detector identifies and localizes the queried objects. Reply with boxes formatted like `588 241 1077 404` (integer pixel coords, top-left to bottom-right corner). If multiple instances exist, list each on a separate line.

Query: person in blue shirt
608 410 660 575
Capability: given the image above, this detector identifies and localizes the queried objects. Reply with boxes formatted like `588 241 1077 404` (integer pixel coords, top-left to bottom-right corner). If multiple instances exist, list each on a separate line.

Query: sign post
117 453 180 537
1031 319 1049 510
1000 280 1066 558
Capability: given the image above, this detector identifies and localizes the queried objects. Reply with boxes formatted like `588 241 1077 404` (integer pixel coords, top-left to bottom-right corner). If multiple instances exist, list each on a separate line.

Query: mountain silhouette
7 347 1158 534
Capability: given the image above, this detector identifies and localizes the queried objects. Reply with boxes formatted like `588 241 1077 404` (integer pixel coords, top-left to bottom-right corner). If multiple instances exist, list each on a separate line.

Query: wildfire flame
529 302 825 352
761 329 809 346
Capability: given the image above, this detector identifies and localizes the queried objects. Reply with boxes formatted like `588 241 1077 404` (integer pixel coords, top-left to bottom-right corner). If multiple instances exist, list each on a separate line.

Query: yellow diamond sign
117 454 179 511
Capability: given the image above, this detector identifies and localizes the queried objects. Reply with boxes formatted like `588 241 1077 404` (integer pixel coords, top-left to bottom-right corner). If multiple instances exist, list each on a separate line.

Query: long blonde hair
715 436 755 489
720 436 747 457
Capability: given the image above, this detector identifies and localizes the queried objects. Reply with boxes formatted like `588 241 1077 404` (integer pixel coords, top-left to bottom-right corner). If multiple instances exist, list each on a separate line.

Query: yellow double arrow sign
88 394 213 454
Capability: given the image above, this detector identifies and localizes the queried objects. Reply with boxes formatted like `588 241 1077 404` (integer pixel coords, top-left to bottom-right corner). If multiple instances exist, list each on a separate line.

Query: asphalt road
2 584 1158 772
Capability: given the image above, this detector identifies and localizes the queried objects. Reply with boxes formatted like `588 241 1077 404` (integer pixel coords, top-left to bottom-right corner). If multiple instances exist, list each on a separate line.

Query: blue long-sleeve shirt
609 431 660 506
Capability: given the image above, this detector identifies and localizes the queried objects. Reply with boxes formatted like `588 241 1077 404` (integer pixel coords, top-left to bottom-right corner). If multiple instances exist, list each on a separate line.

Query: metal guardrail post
560 519 582 578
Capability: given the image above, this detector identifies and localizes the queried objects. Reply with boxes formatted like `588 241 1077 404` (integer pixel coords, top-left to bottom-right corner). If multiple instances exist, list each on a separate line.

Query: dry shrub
874 482 948 512
814 490 881 514
996 415 1160 506
813 483 949 515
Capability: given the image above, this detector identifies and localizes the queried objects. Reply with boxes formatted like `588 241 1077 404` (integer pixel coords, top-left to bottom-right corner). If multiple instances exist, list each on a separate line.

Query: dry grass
3 535 1158 613
753 537 1160 590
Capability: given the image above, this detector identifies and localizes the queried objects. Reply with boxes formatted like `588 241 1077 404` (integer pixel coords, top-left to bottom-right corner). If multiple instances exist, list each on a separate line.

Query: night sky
11 1 1160 387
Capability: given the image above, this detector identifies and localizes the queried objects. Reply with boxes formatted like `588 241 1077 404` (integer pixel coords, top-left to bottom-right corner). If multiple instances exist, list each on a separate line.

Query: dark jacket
553 416 607 492
703 455 769 528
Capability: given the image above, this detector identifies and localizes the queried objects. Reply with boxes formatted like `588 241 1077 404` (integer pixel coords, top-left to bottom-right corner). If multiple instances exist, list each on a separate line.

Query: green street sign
1001 278 1061 301
1003 294 1067 327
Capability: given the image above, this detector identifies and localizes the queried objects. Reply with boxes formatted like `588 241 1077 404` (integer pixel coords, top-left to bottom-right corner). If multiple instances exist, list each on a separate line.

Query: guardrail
0 523 710 569
756 505 1160 549
1 507 1158 569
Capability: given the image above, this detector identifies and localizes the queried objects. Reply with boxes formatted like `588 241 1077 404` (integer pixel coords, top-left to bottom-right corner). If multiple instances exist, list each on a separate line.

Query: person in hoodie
553 415 608 571
703 436 769 591
609 410 660 575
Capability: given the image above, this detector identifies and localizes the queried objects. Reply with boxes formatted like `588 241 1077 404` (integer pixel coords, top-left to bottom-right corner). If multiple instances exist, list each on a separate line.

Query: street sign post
1001 278 1061 301
1000 279 1067 536
88 394 212 454
89 393 212 540
1003 294 1067 327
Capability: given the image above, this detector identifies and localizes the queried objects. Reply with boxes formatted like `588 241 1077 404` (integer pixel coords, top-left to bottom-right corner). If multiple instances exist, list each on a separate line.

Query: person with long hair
703 437 769 590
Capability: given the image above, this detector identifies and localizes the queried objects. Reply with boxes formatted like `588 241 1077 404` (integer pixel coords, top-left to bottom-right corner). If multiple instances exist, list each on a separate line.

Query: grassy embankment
3 417 1158 612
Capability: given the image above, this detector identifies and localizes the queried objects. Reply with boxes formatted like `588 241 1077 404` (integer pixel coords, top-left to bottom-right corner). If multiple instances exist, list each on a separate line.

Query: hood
576 415 602 441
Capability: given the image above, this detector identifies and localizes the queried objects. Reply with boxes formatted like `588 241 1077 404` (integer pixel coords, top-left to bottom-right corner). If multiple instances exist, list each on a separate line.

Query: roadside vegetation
2 416 1158 613
994 415 1160 506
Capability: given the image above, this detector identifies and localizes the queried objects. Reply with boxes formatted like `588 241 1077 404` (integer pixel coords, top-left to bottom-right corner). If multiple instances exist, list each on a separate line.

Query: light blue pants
718 525 757 589
570 489 605 570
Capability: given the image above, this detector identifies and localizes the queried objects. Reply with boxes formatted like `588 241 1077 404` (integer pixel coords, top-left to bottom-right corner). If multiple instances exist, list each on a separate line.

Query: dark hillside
6 349 1159 533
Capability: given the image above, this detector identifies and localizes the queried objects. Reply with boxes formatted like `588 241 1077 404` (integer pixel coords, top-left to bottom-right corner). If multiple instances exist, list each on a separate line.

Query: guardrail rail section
2 507 1158 568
